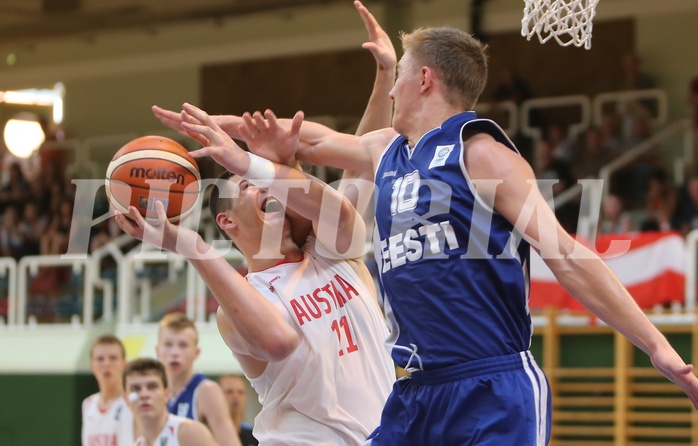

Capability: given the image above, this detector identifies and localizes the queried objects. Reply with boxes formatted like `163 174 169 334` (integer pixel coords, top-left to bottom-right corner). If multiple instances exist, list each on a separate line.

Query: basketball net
521 0 599 50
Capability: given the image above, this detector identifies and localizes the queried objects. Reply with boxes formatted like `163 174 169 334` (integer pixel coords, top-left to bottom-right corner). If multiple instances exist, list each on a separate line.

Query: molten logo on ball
105 135 201 223
129 166 186 185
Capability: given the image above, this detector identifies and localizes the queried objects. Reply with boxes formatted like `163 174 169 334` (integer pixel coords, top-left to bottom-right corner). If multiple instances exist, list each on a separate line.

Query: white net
521 0 599 50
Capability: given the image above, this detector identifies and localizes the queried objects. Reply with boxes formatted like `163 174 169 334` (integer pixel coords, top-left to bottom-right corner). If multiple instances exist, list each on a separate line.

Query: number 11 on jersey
331 316 359 356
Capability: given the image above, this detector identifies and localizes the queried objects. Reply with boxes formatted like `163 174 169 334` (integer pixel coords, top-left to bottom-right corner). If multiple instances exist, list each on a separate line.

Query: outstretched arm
466 133 698 409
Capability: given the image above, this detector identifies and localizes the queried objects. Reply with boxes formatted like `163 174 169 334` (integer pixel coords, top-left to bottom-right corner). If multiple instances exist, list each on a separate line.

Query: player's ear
420 66 433 92
216 212 237 232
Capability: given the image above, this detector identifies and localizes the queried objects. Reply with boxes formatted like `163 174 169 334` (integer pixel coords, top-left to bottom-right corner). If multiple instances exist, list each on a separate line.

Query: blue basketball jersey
167 372 207 420
373 111 532 370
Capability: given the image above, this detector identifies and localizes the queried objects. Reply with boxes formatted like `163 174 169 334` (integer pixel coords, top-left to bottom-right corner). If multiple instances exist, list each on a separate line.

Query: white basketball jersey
245 238 395 446
81 393 134 446
134 414 184 446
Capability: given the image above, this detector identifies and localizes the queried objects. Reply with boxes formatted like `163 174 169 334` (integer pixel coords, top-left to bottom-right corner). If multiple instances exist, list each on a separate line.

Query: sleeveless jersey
373 111 532 370
134 414 184 446
167 373 207 420
81 393 134 446
245 237 394 446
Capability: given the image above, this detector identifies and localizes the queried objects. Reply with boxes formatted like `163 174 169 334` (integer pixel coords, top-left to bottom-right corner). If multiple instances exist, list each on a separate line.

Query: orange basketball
105 135 201 223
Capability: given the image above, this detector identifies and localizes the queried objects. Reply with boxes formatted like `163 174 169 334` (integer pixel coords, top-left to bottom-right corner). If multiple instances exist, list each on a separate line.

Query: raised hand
355 0 397 72
238 109 304 167
152 105 188 136
179 103 249 175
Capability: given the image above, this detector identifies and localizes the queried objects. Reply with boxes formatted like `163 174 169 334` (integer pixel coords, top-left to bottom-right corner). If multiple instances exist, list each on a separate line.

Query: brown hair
123 357 168 389
90 334 126 359
400 27 488 110
208 171 238 241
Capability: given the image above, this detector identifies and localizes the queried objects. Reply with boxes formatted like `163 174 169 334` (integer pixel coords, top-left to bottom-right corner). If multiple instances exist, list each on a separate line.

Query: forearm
187 239 297 360
355 64 395 136
549 244 670 356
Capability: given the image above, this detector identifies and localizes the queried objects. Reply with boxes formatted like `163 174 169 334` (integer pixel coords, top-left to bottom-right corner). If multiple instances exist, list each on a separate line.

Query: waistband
409 351 535 385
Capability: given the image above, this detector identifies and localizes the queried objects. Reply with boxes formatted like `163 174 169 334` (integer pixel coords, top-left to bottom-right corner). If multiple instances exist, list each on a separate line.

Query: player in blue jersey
181 27 698 446
156 311 240 446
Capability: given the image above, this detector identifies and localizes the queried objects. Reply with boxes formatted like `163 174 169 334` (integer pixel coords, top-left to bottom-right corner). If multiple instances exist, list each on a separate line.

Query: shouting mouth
262 197 284 214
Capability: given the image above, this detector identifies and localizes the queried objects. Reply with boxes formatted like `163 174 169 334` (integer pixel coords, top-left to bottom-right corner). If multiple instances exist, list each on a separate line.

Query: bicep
466 137 575 257
300 126 390 174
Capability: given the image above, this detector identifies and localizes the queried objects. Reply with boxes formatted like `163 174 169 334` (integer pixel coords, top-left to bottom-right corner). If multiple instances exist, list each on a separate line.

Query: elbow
262 329 300 362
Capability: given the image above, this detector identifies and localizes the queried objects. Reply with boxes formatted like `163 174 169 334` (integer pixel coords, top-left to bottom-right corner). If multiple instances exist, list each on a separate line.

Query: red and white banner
529 231 686 310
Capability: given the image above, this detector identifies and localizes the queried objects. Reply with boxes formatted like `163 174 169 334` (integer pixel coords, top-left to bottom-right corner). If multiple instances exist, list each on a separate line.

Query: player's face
228 175 290 244
125 372 168 419
390 51 421 136
90 344 126 390
156 327 200 377
219 376 247 416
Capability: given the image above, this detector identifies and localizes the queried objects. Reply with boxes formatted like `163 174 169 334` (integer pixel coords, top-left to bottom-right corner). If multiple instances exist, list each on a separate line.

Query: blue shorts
364 351 551 446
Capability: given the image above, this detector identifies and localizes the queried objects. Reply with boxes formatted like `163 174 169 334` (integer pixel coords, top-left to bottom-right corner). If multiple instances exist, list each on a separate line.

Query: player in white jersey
116 104 396 444
82 334 135 446
125 357 216 446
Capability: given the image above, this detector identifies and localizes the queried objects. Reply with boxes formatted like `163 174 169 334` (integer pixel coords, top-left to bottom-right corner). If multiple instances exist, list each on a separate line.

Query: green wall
0 374 97 446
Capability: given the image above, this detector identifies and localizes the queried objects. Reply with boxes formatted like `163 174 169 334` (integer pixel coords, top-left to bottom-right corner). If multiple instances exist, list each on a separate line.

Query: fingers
355 1 376 37
114 211 140 238
154 200 166 219
252 111 266 132
264 109 278 128
290 110 304 138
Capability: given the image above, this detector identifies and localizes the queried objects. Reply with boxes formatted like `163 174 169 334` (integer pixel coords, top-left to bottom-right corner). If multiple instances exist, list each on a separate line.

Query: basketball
105 135 201 223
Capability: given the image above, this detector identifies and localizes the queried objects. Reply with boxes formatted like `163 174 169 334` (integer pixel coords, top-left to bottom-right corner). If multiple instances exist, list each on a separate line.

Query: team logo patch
177 402 189 417
428 144 455 169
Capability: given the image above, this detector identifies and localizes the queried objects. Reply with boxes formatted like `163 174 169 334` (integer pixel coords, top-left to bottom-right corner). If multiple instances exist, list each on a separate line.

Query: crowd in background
491 52 698 238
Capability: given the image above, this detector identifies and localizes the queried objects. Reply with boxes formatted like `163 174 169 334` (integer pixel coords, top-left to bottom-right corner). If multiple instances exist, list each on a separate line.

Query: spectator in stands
0 205 26 260
534 138 579 234
572 126 612 180
675 175 698 236
32 160 65 213
18 200 47 257
639 167 678 232
544 124 574 162
491 65 532 106
0 162 33 213
40 196 74 255
618 51 656 92
600 110 624 158
598 194 633 234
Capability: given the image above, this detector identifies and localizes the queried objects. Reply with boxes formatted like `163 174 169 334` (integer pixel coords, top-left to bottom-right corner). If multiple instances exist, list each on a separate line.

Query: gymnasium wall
0 0 695 161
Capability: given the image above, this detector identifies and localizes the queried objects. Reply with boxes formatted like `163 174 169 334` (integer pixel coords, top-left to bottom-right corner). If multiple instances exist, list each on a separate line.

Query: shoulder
463 132 532 181
360 128 398 154
82 393 98 411
196 379 227 408
177 418 215 445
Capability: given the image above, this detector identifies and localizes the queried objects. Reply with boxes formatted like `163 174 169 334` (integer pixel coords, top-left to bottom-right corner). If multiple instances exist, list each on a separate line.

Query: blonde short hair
400 27 488 110
158 312 199 343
